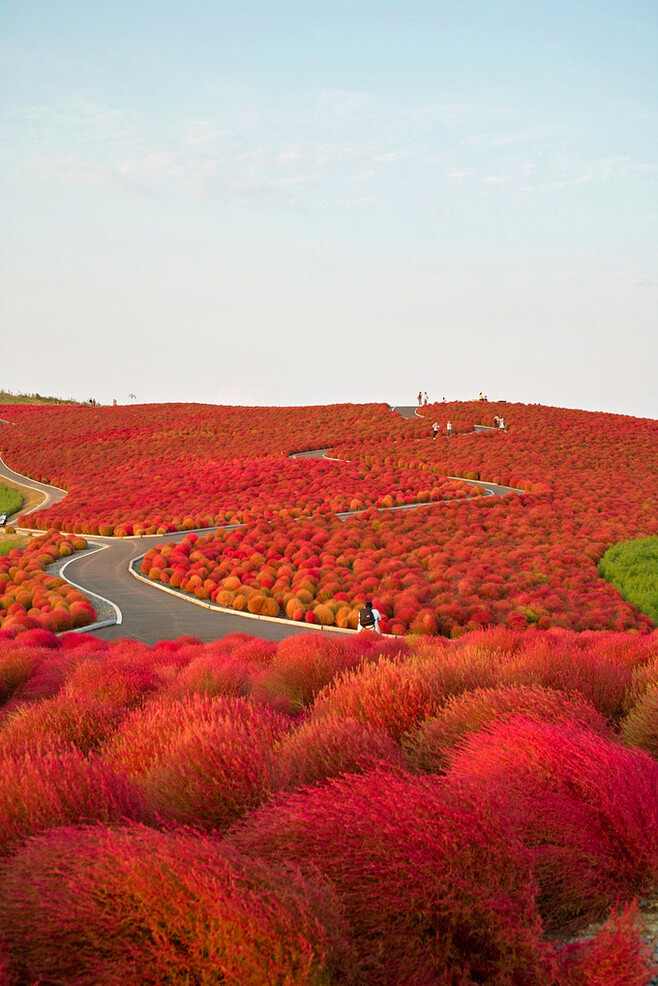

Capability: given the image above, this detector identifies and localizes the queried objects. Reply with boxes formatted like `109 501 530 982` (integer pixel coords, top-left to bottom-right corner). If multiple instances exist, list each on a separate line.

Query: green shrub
0 486 23 517
599 536 658 625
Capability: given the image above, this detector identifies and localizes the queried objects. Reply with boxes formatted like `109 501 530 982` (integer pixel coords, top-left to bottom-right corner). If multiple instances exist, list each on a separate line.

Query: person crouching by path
358 601 381 634
432 421 439 440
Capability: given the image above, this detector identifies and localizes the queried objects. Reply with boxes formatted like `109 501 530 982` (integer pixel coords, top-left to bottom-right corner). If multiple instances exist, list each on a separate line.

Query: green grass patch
0 486 23 516
599 536 658 625
0 389 78 405
0 537 24 556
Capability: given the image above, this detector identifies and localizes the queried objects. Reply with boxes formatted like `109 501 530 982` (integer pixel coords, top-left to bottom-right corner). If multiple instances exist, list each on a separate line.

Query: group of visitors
418 392 449 405
431 421 453 439
493 415 506 430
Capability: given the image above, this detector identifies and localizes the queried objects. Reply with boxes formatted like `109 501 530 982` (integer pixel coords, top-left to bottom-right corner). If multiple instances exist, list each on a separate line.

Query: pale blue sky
1 1 656 416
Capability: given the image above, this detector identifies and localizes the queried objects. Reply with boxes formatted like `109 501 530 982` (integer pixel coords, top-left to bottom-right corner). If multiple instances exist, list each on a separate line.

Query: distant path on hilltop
0 405 520 644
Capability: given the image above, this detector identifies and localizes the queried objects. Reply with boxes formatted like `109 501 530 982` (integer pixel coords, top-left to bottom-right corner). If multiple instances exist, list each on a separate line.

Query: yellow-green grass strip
599 536 658 625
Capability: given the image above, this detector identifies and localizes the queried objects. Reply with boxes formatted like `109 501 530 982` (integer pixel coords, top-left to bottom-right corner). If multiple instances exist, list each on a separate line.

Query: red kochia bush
0 824 357 986
230 767 552 985
101 695 289 830
0 647 42 706
274 714 404 790
0 748 142 857
0 694 126 757
254 633 366 712
557 901 657 985
445 718 658 931
163 648 254 700
308 656 447 741
498 636 634 720
61 652 162 707
403 685 609 774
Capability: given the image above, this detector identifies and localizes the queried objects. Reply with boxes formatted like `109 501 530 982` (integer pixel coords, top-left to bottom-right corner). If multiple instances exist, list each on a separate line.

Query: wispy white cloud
3 89 655 215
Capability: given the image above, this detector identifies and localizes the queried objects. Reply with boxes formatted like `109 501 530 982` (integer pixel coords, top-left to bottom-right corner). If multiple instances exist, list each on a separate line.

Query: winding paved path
0 406 518 644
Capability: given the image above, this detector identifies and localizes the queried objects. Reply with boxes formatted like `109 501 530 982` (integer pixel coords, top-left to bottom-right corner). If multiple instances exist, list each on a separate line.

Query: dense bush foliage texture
0 627 657 982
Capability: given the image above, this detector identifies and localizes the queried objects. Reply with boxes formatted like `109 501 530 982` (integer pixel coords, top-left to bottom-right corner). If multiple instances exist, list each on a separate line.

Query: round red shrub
445 718 658 932
101 695 289 830
274 715 404 790
0 748 142 857
230 767 551 985
309 656 447 741
0 824 357 986
403 685 609 774
556 901 657 985
256 633 364 712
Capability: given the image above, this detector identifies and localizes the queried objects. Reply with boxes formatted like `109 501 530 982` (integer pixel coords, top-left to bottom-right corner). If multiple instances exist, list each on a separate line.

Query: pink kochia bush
100 694 289 829
230 767 554 986
445 718 658 932
0 824 357 986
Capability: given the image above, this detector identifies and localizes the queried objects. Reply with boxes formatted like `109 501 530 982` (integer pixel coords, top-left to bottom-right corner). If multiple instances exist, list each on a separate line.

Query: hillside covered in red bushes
2 398 656 638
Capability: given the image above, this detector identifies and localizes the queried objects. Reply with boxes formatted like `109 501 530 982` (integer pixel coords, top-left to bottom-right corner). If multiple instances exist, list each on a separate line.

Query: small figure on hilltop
432 421 439 440
358 601 381 634
478 392 485 402
447 421 452 437
423 392 429 405
417 391 422 406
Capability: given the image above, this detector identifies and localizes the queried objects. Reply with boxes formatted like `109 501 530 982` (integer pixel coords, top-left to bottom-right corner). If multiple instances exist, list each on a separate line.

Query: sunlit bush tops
1 626 658 983
0 532 93 637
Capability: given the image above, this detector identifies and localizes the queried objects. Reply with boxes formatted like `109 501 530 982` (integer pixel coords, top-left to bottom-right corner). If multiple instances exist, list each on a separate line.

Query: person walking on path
417 391 423 405
423 392 429 405
358 601 381 634
499 416 506 430
432 421 439 440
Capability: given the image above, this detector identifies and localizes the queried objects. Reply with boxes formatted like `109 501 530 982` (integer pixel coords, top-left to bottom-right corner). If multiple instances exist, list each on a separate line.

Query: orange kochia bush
0 532 94 638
